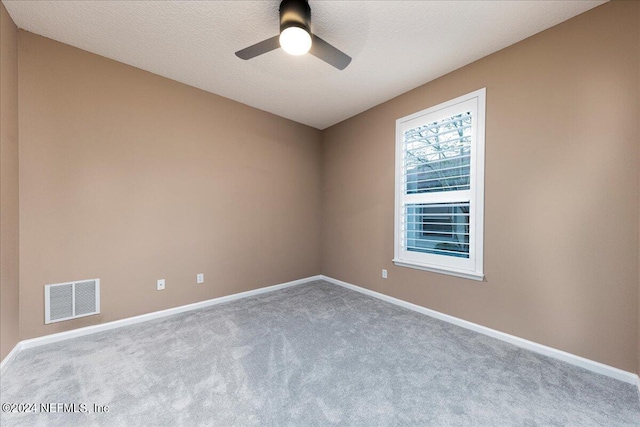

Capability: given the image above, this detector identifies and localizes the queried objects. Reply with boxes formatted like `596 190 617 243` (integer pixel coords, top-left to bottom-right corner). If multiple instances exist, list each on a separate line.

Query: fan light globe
279 26 312 55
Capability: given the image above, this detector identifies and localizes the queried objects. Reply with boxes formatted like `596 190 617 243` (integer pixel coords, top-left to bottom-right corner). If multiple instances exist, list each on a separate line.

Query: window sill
392 259 484 281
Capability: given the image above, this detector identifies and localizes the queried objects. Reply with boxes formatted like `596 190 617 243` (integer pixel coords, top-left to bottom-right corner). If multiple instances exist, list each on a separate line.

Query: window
394 89 485 280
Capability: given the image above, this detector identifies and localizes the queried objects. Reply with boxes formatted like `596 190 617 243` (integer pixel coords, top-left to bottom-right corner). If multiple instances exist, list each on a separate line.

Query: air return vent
45 279 100 324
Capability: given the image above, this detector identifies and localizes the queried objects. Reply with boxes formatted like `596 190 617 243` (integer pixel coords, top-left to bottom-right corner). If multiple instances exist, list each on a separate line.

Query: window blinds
394 88 485 280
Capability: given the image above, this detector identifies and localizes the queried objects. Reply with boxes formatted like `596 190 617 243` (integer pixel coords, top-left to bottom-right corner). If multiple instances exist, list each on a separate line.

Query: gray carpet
1 280 639 426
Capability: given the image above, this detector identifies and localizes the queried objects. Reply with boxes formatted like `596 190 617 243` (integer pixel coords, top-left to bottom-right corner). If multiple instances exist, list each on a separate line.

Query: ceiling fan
235 0 352 70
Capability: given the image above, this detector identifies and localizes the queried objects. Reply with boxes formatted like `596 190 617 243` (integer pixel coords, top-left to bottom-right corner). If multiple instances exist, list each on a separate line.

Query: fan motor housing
279 0 311 33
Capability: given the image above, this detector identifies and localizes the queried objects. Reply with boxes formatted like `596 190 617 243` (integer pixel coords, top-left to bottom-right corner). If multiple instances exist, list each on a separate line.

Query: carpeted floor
1 280 639 426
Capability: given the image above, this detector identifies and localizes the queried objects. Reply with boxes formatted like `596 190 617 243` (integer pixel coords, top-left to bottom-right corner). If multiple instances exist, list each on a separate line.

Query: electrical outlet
382 269 388 279
197 273 204 284
157 279 165 291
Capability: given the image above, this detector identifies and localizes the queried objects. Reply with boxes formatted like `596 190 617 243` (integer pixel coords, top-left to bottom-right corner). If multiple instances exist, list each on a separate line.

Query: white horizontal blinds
404 112 472 194
402 110 473 262
404 202 470 258
395 88 484 279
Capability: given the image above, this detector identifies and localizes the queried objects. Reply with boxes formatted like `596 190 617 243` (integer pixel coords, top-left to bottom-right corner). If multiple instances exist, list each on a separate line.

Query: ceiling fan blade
235 35 281 60
309 35 351 70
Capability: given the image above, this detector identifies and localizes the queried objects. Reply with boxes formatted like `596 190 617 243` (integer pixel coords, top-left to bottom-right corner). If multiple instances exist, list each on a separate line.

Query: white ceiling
3 0 605 129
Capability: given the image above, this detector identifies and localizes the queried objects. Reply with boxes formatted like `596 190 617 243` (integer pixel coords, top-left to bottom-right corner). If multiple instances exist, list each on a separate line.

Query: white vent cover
45 279 100 324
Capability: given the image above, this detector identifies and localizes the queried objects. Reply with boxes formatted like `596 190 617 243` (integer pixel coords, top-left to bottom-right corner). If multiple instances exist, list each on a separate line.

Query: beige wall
1 2 20 360
321 1 640 373
18 31 322 339
637 0 640 376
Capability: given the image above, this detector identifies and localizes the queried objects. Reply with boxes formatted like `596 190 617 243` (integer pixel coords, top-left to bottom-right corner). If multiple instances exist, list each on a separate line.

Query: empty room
1 0 639 425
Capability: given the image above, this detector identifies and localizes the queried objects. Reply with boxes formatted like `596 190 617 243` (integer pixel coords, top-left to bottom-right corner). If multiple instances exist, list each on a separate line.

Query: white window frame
393 88 485 281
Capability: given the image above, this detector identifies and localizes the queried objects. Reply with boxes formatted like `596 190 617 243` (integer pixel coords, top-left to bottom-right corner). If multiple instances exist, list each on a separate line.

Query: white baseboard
0 342 23 375
1 275 322 372
320 275 640 386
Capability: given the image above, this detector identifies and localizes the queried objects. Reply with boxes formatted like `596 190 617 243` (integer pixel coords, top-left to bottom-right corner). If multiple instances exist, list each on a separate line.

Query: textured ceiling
3 0 605 129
